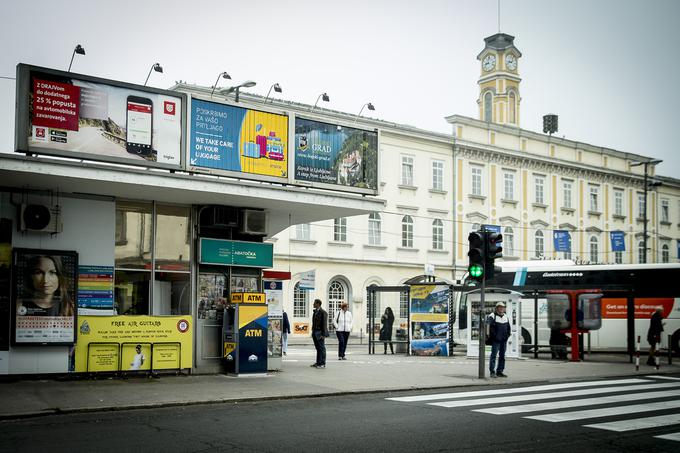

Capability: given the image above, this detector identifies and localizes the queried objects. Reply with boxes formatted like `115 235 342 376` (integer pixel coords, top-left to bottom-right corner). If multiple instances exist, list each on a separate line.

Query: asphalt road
1 375 679 453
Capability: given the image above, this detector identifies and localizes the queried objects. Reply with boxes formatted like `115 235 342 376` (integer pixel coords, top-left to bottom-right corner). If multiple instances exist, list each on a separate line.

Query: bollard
635 335 640 372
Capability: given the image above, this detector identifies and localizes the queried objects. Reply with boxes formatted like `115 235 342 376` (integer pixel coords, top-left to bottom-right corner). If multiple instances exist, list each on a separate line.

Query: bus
455 262 680 355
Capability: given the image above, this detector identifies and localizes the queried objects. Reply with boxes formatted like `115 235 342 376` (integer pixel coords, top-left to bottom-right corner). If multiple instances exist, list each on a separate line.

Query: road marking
386 378 648 402
526 400 680 422
647 376 680 381
429 382 680 408
475 389 680 415
655 432 680 441
584 413 680 432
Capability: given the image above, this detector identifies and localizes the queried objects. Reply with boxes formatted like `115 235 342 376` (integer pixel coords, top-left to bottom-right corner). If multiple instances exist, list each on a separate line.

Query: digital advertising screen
15 64 185 169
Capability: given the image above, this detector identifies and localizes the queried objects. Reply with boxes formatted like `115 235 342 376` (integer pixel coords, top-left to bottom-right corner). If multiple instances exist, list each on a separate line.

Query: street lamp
67 44 86 72
630 159 662 263
354 102 375 122
222 80 257 103
210 71 232 98
144 63 163 86
263 83 282 103
311 92 330 111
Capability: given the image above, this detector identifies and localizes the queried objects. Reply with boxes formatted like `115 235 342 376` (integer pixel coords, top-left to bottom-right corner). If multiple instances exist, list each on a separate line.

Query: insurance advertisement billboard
294 117 378 195
188 98 288 181
15 64 185 169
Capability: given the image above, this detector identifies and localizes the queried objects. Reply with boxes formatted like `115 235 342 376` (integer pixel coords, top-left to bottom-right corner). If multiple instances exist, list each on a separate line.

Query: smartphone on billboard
125 95 153 155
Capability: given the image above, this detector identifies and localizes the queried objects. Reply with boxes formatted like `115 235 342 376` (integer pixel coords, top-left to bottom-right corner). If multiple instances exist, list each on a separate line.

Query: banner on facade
15 64 185 169
553 230 572 252
77 265 114 310
188 98 288 181
610 231 626 252
298 270 315 290
294 117 378 195
199 238 273 268
409 285 449 356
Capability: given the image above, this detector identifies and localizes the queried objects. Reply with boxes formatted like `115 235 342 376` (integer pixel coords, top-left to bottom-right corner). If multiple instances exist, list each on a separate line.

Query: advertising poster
294 118 378 193
237 305 268 374
409 285 449 356
12 248 78 345
264 280 283 317
77 265 114 310
293 322 309 335
601 297 675 319
74 315 192 372
268 317 282 358
16 64 184 168
189 98 288 179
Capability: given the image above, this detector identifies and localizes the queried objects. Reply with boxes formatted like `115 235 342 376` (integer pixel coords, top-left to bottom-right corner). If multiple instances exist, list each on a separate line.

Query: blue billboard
553 230 572 252
610 231 626 252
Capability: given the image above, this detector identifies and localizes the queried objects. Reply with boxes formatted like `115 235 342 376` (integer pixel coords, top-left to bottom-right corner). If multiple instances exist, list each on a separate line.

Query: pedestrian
311 298 329 368
282 311 291 356
647 307 664 366
549 320 569 360
380 307 395 354
333 302 353 360
487 301 511 377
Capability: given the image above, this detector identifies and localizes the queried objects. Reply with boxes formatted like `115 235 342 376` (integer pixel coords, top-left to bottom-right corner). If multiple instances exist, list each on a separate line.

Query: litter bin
395 328 407 353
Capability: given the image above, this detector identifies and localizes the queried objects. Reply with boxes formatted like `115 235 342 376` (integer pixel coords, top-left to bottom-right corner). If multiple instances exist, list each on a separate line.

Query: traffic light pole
478 273 486 379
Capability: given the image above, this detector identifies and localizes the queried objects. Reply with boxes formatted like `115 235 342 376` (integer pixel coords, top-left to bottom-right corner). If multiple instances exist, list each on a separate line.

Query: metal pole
627 295 635 363
643 162 648 264
635 335 640 372
478 276 486 379
533 291 539 359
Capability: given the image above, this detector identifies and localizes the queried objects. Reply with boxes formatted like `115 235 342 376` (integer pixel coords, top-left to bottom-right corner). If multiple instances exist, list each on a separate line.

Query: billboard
188 98 288 181
12 248 78 345
409 285 450 356
15 64 185 169
294 117 378 194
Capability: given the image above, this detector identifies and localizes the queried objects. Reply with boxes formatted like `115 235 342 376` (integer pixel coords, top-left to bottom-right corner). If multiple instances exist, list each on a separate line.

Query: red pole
570 294 580 362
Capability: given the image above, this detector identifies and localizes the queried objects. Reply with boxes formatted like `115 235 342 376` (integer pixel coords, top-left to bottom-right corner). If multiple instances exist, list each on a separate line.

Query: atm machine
222 293 268 375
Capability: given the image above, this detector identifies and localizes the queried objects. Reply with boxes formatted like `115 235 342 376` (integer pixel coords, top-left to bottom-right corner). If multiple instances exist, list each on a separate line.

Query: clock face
505 54 517 71
482 54 496 72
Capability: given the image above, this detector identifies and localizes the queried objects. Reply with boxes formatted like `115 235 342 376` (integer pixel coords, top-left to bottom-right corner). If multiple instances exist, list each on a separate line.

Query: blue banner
482 224 501 234
610 231 626 252
553 230 571 252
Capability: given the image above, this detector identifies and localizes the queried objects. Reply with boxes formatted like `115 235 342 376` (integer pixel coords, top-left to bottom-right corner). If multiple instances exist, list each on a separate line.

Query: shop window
115 201 152 270
153 272 191 315
115 270 150 315
155 204 190 271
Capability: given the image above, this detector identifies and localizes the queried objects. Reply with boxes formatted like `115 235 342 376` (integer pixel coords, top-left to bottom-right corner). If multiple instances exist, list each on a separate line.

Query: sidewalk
1 345 677 420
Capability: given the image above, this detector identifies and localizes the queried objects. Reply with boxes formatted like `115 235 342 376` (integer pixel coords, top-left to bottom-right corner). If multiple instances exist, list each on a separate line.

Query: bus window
546 294 570 330
578 294 602 330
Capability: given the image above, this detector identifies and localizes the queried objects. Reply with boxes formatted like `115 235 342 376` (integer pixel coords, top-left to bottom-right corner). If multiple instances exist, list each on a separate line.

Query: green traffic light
469 264 484 278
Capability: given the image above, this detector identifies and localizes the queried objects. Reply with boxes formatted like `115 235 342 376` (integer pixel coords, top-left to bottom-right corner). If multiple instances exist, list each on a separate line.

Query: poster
293 322 309 335
74 315 192 372
294 117 378 193
77 265 114 310
189 98 288 179
409 285 449 356
268 317 282 358
16 64 184 168
12 248 78 344
197 273 228 322
264 280 283 317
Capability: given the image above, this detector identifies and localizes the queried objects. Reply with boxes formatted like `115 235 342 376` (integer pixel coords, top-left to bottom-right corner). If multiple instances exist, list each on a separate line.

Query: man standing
333 302 353 360
311 298 329 368
487 301 511 378
647 307 664 366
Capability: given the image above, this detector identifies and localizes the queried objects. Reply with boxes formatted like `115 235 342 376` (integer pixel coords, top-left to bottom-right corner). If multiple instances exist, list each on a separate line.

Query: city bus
455 262 680 355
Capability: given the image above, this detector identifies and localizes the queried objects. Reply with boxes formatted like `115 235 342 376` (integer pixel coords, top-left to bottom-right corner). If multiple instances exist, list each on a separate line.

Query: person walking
333 302 353 360
379 307 395 354
282 311 291 356
647 307 664 366
311 299 329 368
487 301 511 377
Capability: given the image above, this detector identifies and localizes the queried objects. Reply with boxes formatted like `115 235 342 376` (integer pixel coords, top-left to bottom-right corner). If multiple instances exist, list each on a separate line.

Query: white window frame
534 230 544 258
589 236 599 263
562 180 573 209
431 160 444 191
661 199 669 223
293 282 308 318
401 155 414 186
614 190 624 216
614 251 623 264
401 215 414 248
662 244 670 263
432 219 444 250
295 223 311 240
534 176 545 204
503 172 515 200
638 194 645 219
589 185 599 212
471 165 483 196
368 213 381 245
503 226 515 256
333 217 347 242
638 240 646 264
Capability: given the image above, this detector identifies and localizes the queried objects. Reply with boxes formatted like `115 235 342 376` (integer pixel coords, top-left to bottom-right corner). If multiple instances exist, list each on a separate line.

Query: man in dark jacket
311 299 329 368
487 301 511 378
647 307 664 366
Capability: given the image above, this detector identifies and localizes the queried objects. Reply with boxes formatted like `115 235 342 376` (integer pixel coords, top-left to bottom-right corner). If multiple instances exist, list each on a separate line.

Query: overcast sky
1 0 678 176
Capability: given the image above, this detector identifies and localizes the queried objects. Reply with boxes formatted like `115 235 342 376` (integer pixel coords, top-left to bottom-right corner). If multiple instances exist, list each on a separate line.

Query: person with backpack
333 302 353 360
487 301 511 378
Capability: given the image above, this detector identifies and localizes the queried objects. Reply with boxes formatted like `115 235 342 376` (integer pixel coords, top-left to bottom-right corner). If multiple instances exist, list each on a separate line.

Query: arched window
402 215 414 248
638 240 646 264
534 230 544 258
484 92 493 122
327 280 347 331
503 226 514 256
589 236 599 263
368 213 381 245
509 91 516 124
662 244 670 263
293 282 309 318
432 219 444 250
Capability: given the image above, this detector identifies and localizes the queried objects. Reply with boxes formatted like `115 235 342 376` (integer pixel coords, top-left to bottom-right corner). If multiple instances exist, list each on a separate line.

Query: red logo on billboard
177 319 189 333
35 127 46 138
164 101 176 115
31 78 80 132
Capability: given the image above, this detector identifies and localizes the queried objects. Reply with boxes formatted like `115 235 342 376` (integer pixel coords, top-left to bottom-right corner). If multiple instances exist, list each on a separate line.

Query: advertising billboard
199 238 273 268
12 248 78 345
188 98 288 181
294 117 378 194
15 64 185 169
409 285 450 357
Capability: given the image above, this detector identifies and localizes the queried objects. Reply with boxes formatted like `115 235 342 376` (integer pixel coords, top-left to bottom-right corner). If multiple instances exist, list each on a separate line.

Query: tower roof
477 33 522 59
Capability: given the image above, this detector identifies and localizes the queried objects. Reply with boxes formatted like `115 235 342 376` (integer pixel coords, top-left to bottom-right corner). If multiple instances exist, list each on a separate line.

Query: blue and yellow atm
223 292 268 375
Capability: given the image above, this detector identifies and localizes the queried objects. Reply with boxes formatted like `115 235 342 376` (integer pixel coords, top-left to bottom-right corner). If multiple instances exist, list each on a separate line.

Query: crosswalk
386 376 680 442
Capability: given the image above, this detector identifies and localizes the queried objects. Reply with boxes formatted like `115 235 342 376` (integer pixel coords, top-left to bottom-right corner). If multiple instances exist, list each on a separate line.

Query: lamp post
222 81 257 103
67 44 85 72
263 83 282 103
144 63 163 86
210 72 232 98
311 92 329 111
631 159 662 263
354 102 375 122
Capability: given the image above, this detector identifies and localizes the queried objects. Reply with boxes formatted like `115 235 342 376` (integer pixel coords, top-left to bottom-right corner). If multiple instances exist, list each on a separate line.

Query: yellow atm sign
231 292 266 304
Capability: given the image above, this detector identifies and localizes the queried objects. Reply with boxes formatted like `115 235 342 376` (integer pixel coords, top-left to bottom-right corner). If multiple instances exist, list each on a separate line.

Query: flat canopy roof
0 154 385 237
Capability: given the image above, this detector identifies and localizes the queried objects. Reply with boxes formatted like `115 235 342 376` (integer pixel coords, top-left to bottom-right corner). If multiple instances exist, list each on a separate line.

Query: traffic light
485 232 503 281
468 231 485 281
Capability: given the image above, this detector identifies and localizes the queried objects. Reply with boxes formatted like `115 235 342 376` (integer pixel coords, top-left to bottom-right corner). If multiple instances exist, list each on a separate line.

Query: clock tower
477 33 522 126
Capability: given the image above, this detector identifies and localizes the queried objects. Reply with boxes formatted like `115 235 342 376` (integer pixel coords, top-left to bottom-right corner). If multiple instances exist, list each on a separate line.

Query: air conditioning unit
240 209 267 236
199 206 239 228
19 204 63 234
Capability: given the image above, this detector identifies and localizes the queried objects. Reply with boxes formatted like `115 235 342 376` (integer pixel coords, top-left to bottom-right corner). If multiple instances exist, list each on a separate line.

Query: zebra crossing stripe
526 400 680 422
386 378 648 402
428 382 680 408
648 376 680 381
475 388 680 415
655 432 680 441
584 413 680 432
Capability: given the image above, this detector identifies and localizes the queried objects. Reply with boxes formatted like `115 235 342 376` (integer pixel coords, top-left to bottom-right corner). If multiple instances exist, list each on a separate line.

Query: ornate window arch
534 230 544 258
484 91 493 122
432 219 444 250
402 215 414 248
589 236 599 263
327 279 349 332
662 244 670 263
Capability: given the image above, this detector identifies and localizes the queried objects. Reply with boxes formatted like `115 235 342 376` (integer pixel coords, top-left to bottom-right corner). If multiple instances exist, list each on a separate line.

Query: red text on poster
32 78 80 131
601 297 675 319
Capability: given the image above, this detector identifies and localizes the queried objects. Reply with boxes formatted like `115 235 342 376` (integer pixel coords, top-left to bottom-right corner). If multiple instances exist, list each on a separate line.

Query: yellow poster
74 315 193 372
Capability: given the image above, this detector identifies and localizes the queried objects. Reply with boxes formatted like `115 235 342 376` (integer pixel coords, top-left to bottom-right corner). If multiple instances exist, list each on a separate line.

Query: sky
1 0 679 176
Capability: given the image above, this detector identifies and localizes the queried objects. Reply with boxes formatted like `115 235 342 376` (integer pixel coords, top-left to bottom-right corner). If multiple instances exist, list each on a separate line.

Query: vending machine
222 293 268 375
466 289 522 359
